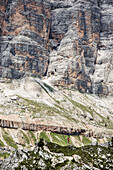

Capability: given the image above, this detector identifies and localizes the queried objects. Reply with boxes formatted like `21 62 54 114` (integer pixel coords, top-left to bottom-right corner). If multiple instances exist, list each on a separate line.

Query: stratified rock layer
0 0 113 96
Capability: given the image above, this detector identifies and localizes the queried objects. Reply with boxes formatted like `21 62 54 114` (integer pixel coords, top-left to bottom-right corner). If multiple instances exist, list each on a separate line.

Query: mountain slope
0 77 113 139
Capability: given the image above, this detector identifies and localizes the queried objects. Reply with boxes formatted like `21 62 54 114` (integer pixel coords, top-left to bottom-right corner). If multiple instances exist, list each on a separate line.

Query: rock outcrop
0 119 86 135
0 0 113 96
1 141 113 169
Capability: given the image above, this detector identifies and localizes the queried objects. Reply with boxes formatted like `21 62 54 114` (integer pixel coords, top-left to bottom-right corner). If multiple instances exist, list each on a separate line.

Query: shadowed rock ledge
0 119 86 135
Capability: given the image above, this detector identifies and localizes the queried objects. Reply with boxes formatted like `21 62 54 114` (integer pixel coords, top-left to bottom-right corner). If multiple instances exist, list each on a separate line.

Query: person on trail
68 137 69 144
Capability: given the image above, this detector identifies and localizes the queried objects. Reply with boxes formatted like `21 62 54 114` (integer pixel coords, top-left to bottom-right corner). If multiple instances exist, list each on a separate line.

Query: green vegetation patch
39 132 50 142
50 132 72 146
72 135 91 146
75 135 81 141
0 152 10 159
69 99 94 117
98 118 113 130
37 132 91 147
55 159 69 169
19 130 30 145
47 142 77 156
2 131 18 149
43 82 55 92
18 96 77 123
82 136 91 145
19 96 62 118
27 131 36 145
67 96 108 122
47 142 113 169
0 139 5 147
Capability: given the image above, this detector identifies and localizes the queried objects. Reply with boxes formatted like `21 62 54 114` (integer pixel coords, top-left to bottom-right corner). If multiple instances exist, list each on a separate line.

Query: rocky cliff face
0 0 51 78
0 0 113 96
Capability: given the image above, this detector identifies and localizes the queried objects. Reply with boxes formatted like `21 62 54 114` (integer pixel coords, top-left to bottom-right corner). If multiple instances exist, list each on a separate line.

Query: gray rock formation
1 141 113 169
0 0 113 96
48 0 113 96
0 0 51 79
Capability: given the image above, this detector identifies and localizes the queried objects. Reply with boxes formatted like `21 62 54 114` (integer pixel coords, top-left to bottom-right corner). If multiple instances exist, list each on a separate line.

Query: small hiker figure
68 137 69 144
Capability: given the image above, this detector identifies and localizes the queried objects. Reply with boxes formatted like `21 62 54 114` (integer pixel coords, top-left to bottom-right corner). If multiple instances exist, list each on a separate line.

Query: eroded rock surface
0 0 113 96
0 0 51 78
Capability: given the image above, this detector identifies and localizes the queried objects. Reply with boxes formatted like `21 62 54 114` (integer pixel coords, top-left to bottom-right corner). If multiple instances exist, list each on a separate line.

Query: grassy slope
0 127 92 149
2 129 18 149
